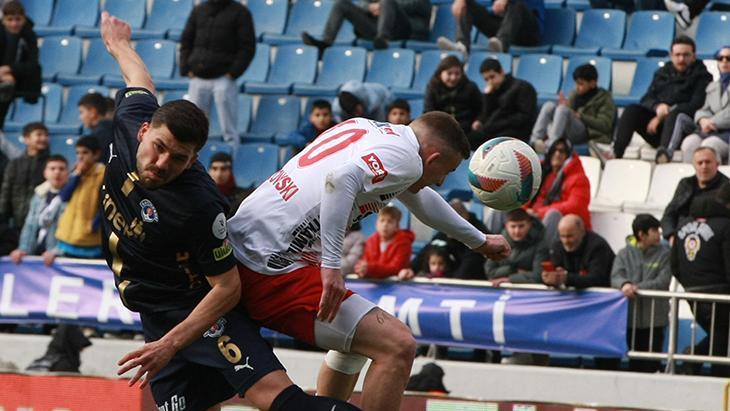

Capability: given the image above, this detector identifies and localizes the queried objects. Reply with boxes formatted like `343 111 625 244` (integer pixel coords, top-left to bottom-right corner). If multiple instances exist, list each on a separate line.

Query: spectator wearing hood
208 152 252 217
423 55 482 134
334 80 395 121
486 208 549 285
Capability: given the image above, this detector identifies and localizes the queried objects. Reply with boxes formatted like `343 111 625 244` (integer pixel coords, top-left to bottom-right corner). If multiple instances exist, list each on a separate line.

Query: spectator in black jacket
543 214 614 289
0 1 41 128
424 55 482 134
486 208 549 285
180 0 255 149
208 152 252 218
78 93 113 162
469 58 537 149
661 146 728 246
605 36 712 162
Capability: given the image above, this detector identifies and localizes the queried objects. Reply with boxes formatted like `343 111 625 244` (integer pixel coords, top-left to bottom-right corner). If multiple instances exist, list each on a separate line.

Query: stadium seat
435 159 472 200
134 0 193 40
695 12 730 59
613 58 665 106
104 40 176 87
55 85 110 132
248 0 288 39
245 45 318 94
590 159 651 212
578 156 601 199
509 8 576 55
623 163 695 216
57 39 120 85
365 49 416 89
76 0 146 38
360 213 378 238
552 9 626 56
197 142 234 169
565 0 592 10
293 46 367 96
5 84 63 132
209 94 253 137
23 0 54 27
162 90 188 103
409 99 424 118
407 5 455 51
561 56 612 94
392 50 463 98
243 95 300 142
389 199 411 228
38 36 82 82
721 165 730 178
334 20 356 45
233 143 280 189
263 0 334 45
49 135 79 164
237 43 271 92
601 11 674 59
590 211 635 252
515 54 562 101
467 52 512 92
35 0 99 37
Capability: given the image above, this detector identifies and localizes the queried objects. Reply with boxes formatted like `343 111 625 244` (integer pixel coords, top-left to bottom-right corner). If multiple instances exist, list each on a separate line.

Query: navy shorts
140 306 285 410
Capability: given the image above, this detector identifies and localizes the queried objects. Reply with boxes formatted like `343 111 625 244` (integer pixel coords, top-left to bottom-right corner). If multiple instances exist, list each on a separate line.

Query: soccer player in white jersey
228 113 511 410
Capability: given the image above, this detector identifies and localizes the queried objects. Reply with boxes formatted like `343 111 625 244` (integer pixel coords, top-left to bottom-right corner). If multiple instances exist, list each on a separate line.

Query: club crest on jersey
140 199 158 223
204 318 227 338
361 153 388 184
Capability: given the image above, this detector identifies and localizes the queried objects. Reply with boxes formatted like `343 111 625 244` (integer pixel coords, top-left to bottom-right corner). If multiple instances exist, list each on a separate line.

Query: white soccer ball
468 137 542 211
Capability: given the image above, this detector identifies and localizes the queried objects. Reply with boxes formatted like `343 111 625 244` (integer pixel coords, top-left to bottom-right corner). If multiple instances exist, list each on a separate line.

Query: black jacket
424 79 482 133
485 217 549 283
549 231 615 289
640 60 712 116
472 75 537 145
661 172 729 240
0 19 40 103
180 0 256 79
0 150 49 228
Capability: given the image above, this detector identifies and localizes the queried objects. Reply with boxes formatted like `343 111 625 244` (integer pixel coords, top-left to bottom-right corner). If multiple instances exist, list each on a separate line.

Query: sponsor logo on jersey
267 217 321 270
212 212 227 240
103 193 146 242
140 199 159 223
362 153 388 184
234 356 254 372
157 394 186 411
379 192 399 201
369 120 399 136
268 169 300 202
203 318 227 338
213 241 233 261
125 89 149 98
359 201 382 215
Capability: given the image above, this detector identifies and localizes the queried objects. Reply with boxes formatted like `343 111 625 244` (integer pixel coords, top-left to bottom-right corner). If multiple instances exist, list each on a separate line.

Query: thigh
187 78 213 113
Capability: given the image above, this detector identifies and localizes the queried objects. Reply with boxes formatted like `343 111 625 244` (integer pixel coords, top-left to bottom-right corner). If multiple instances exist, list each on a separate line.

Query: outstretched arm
100 11 155 94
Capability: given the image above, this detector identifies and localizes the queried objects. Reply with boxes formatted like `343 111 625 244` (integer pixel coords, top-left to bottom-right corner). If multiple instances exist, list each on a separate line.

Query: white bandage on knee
324 350 367 375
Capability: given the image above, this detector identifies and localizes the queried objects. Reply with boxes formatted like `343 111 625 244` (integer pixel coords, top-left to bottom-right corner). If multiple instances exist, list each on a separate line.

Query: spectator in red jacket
355 205 415 279
524 138 591 243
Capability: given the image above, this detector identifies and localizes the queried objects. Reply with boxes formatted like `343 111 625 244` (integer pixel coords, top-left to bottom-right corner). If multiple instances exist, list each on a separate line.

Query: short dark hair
2 1 25 16
78 93 108 115
632 214 660 238
479 58 503 74
430 55 465 90
411 111 470 159
76 135 101 153
311 99 332 113
338 91 361 119
22 122 48 137
506 208 531 222
45 154 68 166
379 205 402 223
573 64 598 82
387 98 411 114
209 151 233 168
672 35 696 53
150 100 209 151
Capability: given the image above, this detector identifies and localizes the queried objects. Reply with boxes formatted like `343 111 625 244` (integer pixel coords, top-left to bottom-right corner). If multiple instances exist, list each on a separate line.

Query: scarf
544 156 572 205
573 87 598 111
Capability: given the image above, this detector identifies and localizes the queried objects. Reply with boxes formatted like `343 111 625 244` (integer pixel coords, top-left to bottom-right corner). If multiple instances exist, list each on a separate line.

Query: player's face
428 255 447 274
24 129 49 153
693 148 719 186
440 66 463 89
136 122 198 189
43 160 68 189
670 43 695 73
388 108 411 125
376 214 399 240
208 161 232 185
2 14 25 34
505 219 531 242
408 150 462 193
310 108 333 132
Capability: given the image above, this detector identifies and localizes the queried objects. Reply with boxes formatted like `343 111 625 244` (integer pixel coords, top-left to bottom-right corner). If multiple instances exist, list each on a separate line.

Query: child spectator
9 155 69 263
422 246 454 278
354 205 415 279
341 222 365 275
0 122 49 230
423 56 482 133
46 136 105 264
387 98 412 125
285 99 335 148
78 92 113 161
208 151 251 217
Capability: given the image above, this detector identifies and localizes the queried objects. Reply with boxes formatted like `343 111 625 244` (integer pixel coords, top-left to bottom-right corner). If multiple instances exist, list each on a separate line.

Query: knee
386 323 417 363
555 104 571 116
540 101 556 114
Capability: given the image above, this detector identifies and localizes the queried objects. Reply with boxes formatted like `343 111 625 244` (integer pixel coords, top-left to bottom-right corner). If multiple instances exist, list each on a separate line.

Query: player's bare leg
244 370 295 410
316 366 359 399
320 307 416 411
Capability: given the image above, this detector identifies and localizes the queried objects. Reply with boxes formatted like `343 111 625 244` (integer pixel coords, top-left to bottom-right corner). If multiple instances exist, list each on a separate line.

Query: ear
424 151 441 166
185 153 199 170
137 122 150 143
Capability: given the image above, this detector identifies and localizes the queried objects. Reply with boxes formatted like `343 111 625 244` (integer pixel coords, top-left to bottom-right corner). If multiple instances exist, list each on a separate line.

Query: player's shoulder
169 162 230 219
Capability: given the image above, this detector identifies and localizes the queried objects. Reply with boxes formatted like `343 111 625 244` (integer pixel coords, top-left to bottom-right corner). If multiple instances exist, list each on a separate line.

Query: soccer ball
468 137 542 211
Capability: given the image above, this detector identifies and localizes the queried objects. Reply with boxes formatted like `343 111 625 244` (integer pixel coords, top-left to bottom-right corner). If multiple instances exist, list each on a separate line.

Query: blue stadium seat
134 0 193 40
5 83 63 132
57 39 120 85
334 20 356 45
233 143 280 189
35 0 99 37
360 213 377 237
408 98 424 118
55 85 110 133
510 8 576 55
365 49 416 89
3 133 26 153
613 58 665 106
293 46 367 96
209 94 253 137
407 5 455 51
695 12 730 59
392 50 463 98
156 68 190 91
238 43 271 92
162 90 188 103
263 0 334 45
243 96 300 142
244 45 318 95
552 9 626 56
248 0 288 39
565 0 591 10
601 11 674 59
76 0 146 38
197 142 234 169
435 159 472 200
23 0 54 27
104 40 176 87
515 54 562 101
38 36 82 81
49 135 79 164
389 199 411 228
561 56 612 94
467 52 512 92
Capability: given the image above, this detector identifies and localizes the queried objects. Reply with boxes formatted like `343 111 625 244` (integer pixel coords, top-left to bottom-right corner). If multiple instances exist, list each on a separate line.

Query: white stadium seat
591 211 636 252
623 163 695 217
579 155 601 199
590 159 651 212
